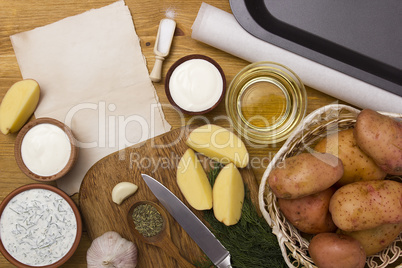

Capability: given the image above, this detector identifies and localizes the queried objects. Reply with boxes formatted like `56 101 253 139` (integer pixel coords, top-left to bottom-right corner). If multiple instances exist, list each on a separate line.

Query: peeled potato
212 163 244 226
177 148 212 210
0 79 40 135
185 124 249 168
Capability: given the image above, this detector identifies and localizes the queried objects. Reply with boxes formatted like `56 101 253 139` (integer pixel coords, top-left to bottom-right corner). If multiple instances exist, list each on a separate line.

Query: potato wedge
186 124 249 168
177 148 212 210
212 163 244 226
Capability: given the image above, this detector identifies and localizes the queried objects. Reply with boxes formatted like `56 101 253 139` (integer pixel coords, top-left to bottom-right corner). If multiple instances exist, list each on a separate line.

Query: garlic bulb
87 231 138 268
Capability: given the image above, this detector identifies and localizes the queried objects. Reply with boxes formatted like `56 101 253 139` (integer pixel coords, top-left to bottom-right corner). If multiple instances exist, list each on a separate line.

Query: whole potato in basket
314 129 386 186
268 152 343 199
354 109 402 175
338 222 402 256
329 180 402 231
278 187 337 234
308 233 366 268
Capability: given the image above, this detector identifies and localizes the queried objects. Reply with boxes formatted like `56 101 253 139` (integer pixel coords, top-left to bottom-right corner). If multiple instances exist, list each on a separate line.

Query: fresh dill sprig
207 162 223 186
197 163 286 268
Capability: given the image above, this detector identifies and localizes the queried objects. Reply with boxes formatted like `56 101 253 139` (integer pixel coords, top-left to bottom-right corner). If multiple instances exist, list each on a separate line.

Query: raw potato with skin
338 222 402 256
278 187 337 234
329 180 402 231
0 79 40 135
354 109 402 175
268 153 343 199
308 233 366 268
314 129 386 186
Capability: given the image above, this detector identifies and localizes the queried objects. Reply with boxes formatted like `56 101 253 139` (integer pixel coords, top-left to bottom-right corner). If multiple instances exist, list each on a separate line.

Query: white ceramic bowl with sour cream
14 118 79 182
165 54 226 115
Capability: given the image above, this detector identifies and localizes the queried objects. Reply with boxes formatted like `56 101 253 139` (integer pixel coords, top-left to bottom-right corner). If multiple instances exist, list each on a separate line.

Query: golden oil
237 75 292 130
226 62 307 144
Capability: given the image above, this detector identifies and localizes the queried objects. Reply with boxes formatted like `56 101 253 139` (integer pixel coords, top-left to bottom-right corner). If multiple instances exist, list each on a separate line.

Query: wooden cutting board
79 126 259 267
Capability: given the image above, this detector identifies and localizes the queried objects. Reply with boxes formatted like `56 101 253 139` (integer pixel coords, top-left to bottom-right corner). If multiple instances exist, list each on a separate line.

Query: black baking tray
230 0 402 97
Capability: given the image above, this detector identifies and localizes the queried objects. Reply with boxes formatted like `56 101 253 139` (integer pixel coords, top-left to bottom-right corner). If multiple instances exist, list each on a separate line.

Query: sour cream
169 59 223 112
0 188 77 266
21 123 71 176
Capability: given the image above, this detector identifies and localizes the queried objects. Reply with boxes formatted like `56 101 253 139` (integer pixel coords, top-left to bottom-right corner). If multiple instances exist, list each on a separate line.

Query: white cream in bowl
169 58 223 112
21 123 72 177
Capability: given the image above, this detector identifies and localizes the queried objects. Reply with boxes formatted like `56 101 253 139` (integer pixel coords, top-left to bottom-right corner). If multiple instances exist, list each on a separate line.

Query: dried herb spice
132 204 164 237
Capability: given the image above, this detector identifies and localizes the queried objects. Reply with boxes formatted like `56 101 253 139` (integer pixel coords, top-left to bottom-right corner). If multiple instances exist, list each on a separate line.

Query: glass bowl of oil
225 62 307 144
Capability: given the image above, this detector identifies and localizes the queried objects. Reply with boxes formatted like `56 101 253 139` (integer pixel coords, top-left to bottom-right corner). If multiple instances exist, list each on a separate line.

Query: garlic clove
112 182 138 205
87 231 138 268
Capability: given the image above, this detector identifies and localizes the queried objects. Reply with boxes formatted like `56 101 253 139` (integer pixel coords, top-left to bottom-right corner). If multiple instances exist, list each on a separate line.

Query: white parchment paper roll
191 3 402 113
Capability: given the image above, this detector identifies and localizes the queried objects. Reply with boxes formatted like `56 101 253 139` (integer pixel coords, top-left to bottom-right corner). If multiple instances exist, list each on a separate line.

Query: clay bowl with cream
165 54 226 115
14 117 79 182
0 184 82 268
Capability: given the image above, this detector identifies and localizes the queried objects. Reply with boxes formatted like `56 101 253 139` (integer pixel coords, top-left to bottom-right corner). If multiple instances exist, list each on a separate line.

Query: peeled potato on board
0 79 40 135
185 124 249 168
177 148 212 210
212 163 244 226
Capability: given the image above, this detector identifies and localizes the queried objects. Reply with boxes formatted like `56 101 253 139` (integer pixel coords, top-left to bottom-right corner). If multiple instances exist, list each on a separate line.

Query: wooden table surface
0 0 341 267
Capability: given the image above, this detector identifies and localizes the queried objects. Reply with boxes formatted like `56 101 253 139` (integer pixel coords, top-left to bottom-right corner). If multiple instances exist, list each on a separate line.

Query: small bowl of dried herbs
127 200 194 267
129 200 166 242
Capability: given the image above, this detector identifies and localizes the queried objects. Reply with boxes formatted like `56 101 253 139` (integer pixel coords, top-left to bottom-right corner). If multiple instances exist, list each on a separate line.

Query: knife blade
141 174 232 268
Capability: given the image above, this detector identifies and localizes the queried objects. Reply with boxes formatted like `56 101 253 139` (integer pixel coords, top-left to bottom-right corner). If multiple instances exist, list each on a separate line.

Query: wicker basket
259 104 402 268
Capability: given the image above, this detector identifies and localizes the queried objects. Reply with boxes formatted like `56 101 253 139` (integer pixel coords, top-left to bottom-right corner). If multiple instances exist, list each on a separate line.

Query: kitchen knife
141 174 232 268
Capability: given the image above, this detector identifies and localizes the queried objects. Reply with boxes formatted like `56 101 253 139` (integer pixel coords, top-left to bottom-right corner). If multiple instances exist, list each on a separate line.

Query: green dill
207 162 223 186
196 163 286 268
